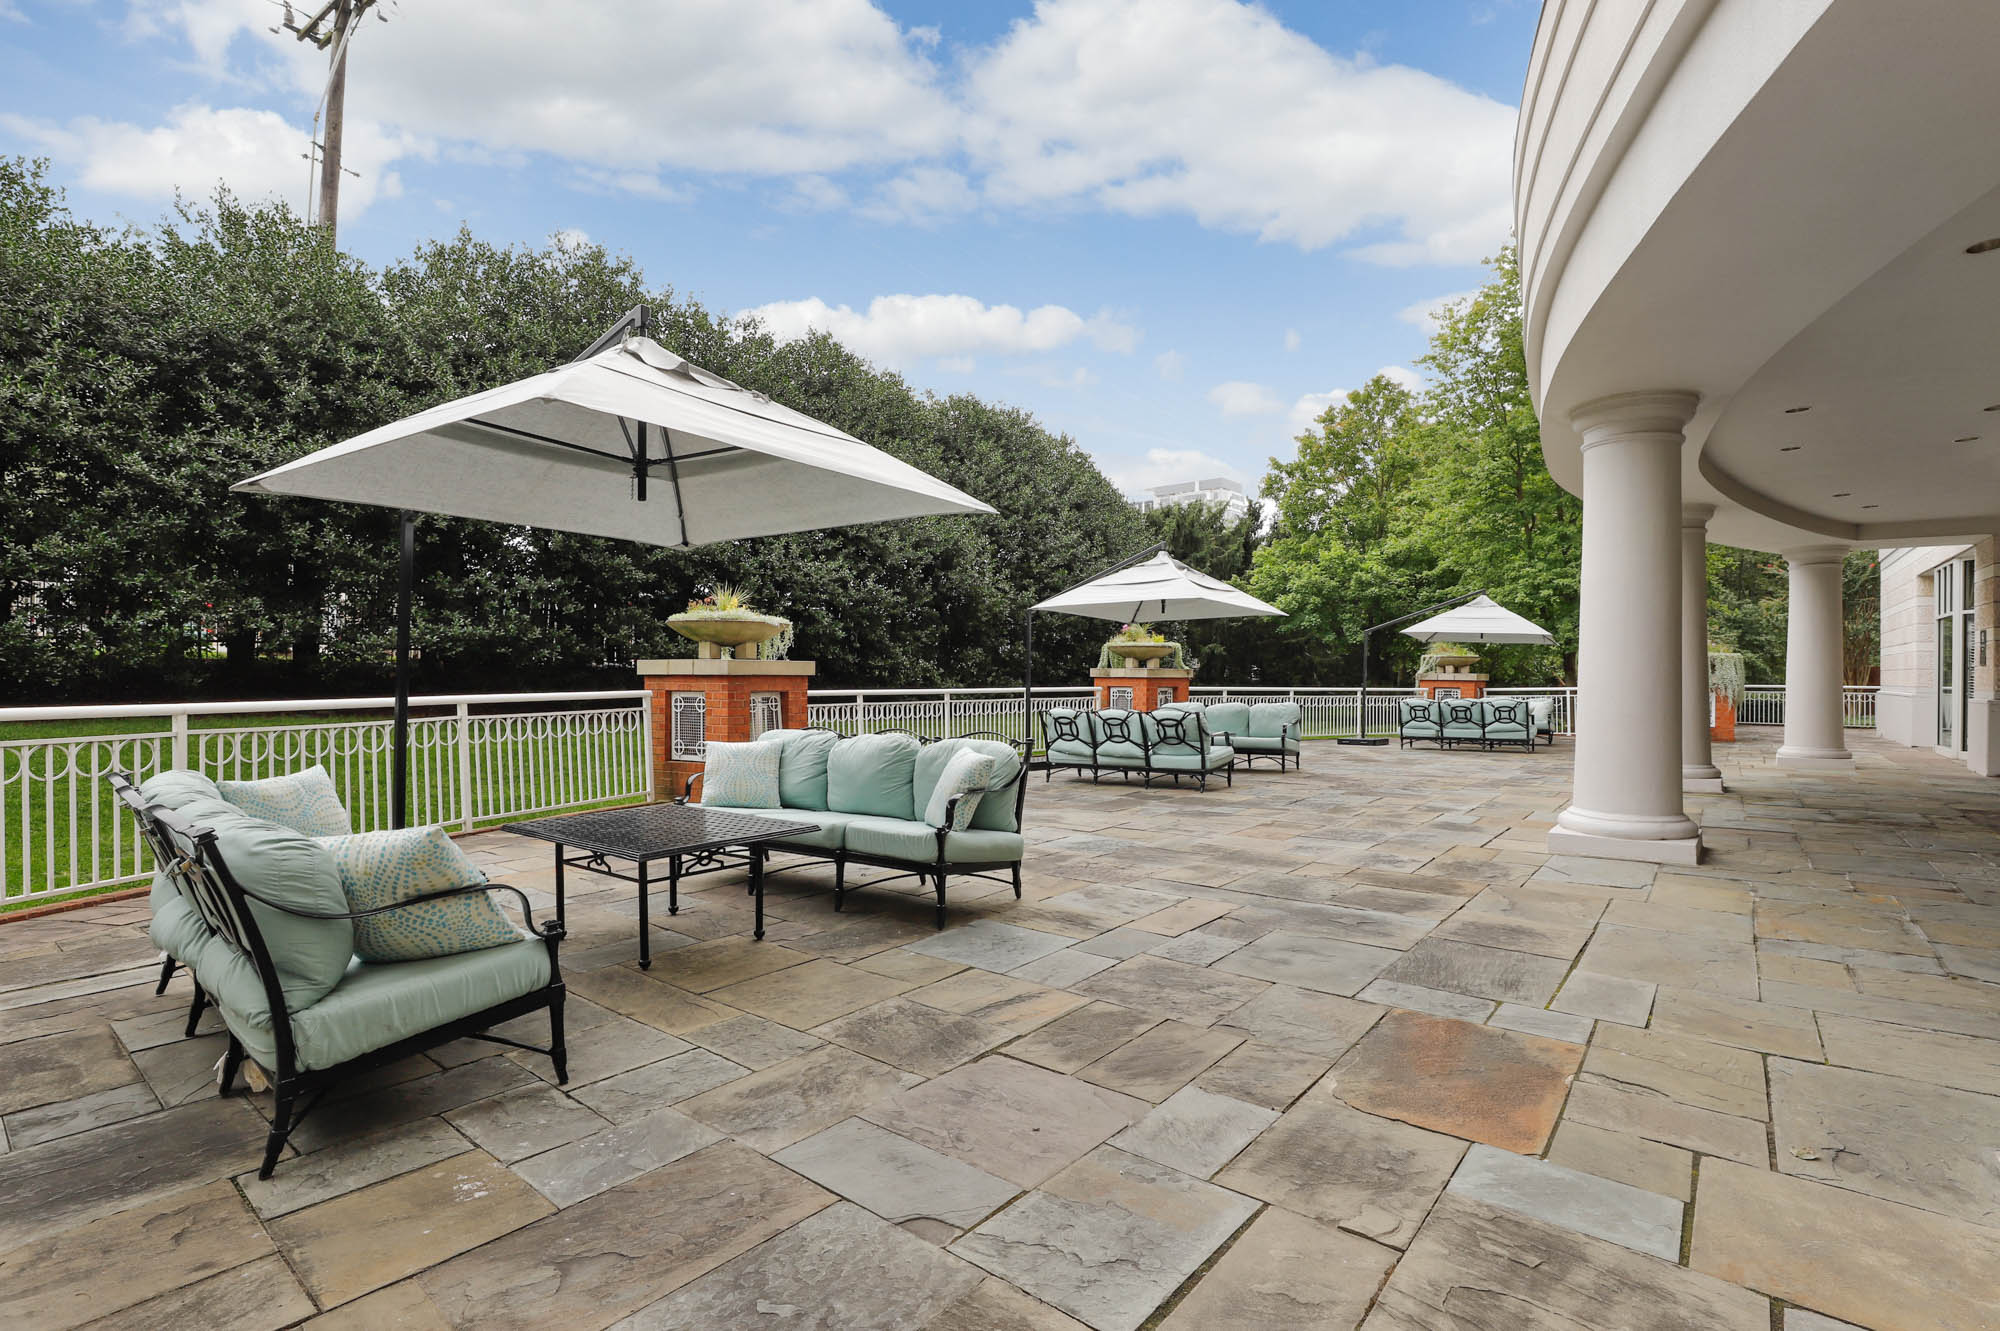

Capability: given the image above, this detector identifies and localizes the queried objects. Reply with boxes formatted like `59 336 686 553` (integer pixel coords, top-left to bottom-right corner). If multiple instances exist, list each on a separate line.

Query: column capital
1568 390 1700 447
1681 503 1715 528
1782 543 1849 567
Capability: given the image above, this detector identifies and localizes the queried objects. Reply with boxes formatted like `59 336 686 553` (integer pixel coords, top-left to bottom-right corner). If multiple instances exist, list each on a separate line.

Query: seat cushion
1149 747 1235 772
216 765 352 837
757 730 837 810
147 874 212 962
230 939 553 1072
138 769 224 811
321 826 522 963
1046 739 1095 763
701 806 854 852
173 795 354 1019
1248 702 1302 738
840 815 1025 866
1203 701 1251 738
826 732 921 820
914 738 1024 833
1230 734 1299 752
701 740 782 809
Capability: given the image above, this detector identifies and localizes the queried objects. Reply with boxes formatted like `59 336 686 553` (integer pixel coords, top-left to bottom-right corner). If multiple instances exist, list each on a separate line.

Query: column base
1681 763 1724 794
1776 746 1853 771
1547 826 1703 866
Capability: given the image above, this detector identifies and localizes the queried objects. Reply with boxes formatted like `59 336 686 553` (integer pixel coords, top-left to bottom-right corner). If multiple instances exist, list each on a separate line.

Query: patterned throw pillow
701 740 782 808
922 748 997 830
321 826 521 962
217 765 352 837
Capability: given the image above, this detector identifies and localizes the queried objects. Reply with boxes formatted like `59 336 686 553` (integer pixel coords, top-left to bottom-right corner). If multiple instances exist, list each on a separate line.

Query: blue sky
1 0 1538 499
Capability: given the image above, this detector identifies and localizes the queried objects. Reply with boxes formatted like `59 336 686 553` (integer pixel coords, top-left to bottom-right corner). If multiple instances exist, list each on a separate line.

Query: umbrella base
1337 737 1391 747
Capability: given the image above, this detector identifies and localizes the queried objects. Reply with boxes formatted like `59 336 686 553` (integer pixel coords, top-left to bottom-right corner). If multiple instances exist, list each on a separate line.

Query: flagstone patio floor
4 730 1999 1330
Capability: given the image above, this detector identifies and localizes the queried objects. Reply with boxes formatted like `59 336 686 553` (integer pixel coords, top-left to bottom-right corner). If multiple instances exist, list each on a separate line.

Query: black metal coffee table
502 804 819 968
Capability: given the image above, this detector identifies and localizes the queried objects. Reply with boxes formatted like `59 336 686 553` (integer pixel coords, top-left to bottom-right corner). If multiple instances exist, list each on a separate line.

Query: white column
1550 391 1702 865
1778 544 1854 770
1682 505 1724 793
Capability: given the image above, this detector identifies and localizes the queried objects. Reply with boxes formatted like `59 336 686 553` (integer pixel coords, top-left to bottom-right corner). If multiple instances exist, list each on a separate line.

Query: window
750 692 782 737
670 693 706 760
1155 685 1176 709
1108 686 1134 709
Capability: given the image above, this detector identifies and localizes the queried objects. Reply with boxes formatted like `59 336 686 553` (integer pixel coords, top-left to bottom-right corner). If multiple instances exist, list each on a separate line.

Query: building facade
1516 0 2000 863
1129 478 1250 524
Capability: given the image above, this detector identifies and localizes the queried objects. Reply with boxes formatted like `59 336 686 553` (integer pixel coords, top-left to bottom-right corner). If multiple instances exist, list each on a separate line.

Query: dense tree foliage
1 159 1149 700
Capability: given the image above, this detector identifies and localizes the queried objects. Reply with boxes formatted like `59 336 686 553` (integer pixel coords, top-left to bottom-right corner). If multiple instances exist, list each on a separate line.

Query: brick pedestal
1710 692 1737 743
637 659 816 802
1090 667 1192 712
1418 672 1488 699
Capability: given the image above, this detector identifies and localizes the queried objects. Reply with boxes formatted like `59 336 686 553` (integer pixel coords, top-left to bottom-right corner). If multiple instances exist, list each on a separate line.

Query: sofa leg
1011 862 1023 899
218 1036 244 1096
548 993 569 1085
259 1093 294 1180
155 953 176 995
834 856 847 911
932 872 948 930
184 985 208 1039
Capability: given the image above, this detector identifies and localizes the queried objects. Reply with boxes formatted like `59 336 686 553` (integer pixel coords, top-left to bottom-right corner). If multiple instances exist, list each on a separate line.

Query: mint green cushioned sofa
682 728 1029 928
1165 699 1303 770
1040 707 1235 791
1398 696 1542 751
113 772 566 1179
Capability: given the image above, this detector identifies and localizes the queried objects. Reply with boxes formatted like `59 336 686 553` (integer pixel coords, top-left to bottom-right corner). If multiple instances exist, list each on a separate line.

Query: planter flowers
1099 624 1191 671
667 586 792 660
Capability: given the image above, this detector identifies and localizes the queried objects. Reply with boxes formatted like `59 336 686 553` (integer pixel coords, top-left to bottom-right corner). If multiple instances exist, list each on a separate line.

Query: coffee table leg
668 853 680 916
637 858 651 970
751 845 766 941
553 845 566 927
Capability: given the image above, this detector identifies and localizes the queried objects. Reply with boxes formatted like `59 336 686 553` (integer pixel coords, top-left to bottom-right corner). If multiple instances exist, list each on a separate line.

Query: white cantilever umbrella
1023 547 1284 737
1399 593 1555 645
235 308 995 825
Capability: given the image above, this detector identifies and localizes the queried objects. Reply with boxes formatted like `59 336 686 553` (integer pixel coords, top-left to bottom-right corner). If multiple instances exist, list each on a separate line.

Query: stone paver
1159 1205 1395 1331
8 730 2000 1331
1445 1143 1683 1259
1332 1010 1582 1153
950 1146 1258 1331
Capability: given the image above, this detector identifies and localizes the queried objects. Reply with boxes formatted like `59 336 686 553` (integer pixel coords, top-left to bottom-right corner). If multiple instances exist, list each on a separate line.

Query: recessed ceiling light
1783 405 1811 414
1832 492 1852 498
1956 435 1980 443
1967 237 2000 255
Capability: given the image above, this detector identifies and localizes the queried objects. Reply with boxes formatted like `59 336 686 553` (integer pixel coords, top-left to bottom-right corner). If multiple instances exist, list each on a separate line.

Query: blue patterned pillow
701 740 781 808
922 749 996 830
218 765 351 837
320 826 521 962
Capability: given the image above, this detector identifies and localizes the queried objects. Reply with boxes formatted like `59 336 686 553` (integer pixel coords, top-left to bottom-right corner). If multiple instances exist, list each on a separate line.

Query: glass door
1936 559 1974 751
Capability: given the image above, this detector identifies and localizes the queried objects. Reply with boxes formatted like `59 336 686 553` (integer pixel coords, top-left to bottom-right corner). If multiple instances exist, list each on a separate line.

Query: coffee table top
502 803 821 863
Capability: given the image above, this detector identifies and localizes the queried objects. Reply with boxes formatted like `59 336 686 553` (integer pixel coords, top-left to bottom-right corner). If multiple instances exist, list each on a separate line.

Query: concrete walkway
2 731 1996 1330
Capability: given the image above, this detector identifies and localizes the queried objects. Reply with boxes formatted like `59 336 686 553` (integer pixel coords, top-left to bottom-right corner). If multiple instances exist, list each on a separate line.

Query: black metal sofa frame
111 774 567 1179
1040 709 1236 791
1397 697 1540 752
679 728 1031 929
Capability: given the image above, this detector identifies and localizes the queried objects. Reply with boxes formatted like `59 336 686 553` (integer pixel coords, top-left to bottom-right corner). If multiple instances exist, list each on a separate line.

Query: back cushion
174 795 354 1020
700 741 781 809
217 765 352 837
915 738 1025 833
138 769 223 811
322 826 521 962
1041 708 1088 748
1091 710 1144 759
759 729 838 810
826 732 922 819
1142 711 1202 757
1248 702 1301 738
1204 701 1251 737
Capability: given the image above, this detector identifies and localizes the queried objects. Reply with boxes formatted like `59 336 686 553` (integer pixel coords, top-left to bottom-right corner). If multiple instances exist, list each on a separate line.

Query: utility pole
280 0 379 244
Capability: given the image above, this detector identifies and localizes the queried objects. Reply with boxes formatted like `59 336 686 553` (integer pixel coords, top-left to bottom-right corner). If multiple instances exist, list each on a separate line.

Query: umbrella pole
1022 609 1035 754
392 510 414 829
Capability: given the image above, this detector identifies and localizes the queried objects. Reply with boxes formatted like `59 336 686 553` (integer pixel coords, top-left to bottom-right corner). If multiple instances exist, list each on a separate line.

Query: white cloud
785 174 850 211
1396 288 1479 333
936 356 975 372
737 292 1138 367
1284 328 1301 352
962 0 1514 262
1155 349 1187 381
1378 363 1423 393
126 0 1511 265
1039 366 1099 390
573 167 691 202
1288 389 1349 431
550 227 590 249
0 101 418 219
1103 446 1244 496
1208 380 1284 417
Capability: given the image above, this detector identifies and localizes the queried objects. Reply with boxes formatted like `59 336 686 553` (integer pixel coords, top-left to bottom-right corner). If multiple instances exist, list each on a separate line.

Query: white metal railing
0 691 650 908
1739 685 1878 730
806 687 1096 746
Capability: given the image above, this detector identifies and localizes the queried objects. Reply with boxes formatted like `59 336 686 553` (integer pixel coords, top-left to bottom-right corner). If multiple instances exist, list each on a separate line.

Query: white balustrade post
1778 545 1854 770
1550 391 1702 865
1682 505 1724 792
455 702 475 832
170 710 189 770
641 690 656 803
943 692 955 739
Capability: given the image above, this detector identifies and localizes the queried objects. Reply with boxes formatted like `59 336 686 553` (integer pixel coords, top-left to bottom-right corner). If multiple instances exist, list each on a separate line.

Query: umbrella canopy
234 335 994 540
1399 594 1554 645
1031 552 1284 623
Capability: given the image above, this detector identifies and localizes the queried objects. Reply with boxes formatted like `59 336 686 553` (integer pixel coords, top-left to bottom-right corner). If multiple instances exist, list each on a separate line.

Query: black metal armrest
677 771 704 805
232 879 561 941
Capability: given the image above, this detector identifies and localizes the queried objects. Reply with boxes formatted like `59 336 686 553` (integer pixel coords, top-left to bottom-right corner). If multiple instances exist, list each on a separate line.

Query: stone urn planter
1426 651 1479 671
1113 640 1176 667
667 613 788 660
